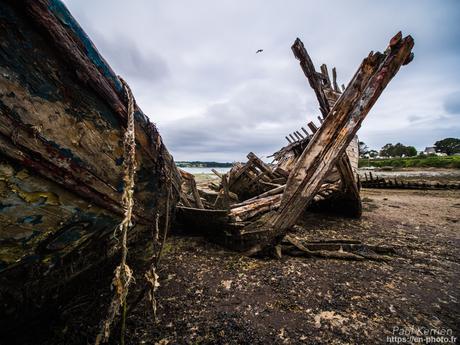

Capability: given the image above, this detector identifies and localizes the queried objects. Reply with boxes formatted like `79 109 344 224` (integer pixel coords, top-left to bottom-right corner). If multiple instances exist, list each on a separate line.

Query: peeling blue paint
48 140 84 165
117 180 125 193
19 215 43 225
115 157 124 166
47 0 123 92
0 203 13 211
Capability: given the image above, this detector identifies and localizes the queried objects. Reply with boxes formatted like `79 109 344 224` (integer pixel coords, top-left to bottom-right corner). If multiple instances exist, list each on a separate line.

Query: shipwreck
0 0 415 343
176 35 414 255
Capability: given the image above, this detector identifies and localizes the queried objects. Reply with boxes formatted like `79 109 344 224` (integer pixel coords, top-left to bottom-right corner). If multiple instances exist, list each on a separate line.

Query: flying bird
256 49 263 54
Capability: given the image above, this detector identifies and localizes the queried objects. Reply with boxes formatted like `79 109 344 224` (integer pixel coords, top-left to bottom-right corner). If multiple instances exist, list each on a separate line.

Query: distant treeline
359 155 460 169
176 161 233 168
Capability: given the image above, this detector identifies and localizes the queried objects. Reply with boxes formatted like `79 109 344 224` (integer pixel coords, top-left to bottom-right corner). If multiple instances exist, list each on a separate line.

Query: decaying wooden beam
230 194 282 221
179 168 204 209
332 67 340 93
320 64 332 88
307 121 318 133
190 178 204 209
211 168 223 178
231 184 286 209
284 236 365 260
293 38 361 215
247 152 276 179
292 40 330 117
282 236 396 261
242 32 414 252
222 173 230 209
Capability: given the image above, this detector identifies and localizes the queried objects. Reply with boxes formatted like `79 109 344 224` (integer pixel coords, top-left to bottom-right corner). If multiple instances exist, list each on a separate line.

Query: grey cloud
160 83 308 161
62 0 460 161
74 18 170 83
444 92 460 115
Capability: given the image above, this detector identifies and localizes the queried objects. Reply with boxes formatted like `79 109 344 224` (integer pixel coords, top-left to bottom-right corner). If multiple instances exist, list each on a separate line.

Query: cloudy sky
63 0 460 162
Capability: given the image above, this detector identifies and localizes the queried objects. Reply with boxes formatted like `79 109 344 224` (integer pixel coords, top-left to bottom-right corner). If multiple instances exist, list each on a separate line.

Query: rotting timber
0 1 180 343
176 32 415 255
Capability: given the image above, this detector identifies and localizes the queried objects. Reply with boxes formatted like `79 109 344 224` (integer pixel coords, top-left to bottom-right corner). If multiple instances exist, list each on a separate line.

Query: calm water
182 167 460 178
181 167 231 175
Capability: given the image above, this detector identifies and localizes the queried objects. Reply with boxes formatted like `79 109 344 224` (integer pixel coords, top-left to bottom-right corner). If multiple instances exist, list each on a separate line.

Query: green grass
359 155 460 169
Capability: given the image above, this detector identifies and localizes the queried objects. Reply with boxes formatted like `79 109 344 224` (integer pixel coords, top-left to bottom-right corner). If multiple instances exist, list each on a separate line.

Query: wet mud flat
126 189 459 344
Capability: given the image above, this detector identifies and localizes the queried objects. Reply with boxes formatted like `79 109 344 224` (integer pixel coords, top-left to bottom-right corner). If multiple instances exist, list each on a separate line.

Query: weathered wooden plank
293 38 361 212
292 38 330 117
320 64 332 88
307 121 318 133
246 152 276 179
332 67 340 92
230 194 282 221
211 168 223 178
222 173 230 210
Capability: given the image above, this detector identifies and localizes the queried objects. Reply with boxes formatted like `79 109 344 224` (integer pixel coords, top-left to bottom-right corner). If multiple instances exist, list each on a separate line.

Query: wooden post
247 152 276 179
211 168 223 178
222 174 230 210
332 67 340 92
292 38 362 214
190 178 204 209
320 64 332 88
307 121 318 133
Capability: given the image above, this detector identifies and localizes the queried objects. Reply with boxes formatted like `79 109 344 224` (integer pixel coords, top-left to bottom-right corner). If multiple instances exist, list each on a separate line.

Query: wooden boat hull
0 1 179 342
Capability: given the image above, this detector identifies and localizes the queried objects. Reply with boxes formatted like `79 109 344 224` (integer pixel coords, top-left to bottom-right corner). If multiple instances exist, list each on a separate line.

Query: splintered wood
176 32 414 254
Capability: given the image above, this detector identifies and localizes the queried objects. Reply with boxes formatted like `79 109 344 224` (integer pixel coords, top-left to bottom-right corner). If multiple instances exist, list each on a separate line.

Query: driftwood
284 236 365 260
282 236 394 261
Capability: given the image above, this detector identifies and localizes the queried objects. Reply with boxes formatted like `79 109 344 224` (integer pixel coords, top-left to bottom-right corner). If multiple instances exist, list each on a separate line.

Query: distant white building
422 147 447 156
424 147 436 155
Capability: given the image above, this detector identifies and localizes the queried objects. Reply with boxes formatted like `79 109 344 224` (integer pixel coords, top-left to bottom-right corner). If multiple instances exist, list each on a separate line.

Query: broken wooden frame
361 172 460 190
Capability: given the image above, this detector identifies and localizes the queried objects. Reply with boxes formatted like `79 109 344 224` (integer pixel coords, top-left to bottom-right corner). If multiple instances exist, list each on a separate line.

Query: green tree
358 141 369 157
380 143 417 157
405 146 417 157
434 138 460 155
369 150 378 158
380 143 394 157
